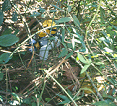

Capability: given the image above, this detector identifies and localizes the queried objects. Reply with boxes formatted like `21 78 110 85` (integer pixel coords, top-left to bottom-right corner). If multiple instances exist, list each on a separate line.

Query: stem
38 80 46 106
85 0 102 55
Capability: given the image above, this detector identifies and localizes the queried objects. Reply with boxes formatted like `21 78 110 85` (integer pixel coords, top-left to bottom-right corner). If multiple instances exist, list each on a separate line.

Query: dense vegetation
0 0 117 105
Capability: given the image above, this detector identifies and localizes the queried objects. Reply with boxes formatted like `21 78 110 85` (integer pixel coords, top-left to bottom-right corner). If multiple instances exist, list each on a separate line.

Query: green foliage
0 11 3 26
57 94 70 105
2 0 11 12
12 11 18 22
56 17 71 23
0 0 117 106
93 100 116 106
0 53 11 64
0 72 3 81
0 34 19 47
58 48 68 58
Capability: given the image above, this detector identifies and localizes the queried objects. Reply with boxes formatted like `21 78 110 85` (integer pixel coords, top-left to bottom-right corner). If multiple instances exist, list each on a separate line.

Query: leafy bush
0 0 117 106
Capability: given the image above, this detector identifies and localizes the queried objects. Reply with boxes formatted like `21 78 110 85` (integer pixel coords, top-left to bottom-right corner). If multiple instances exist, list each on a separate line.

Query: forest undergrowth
0 0 117 106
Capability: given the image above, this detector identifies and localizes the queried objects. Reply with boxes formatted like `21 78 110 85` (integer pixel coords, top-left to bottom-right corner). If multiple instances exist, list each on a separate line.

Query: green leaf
66 51 73 59
81 87 94 94
31 102 37 106
30 12 40 17
56 17 71 23
0 11 3 26
0 34 19 47
51 5 62 10
100 7 105 23
0 96 3 102
23 98 31 104
0 53 11 64
12 11 18 22
2 0 11 12
50 9 57 13
80 64 90 74
95 62 104 65
68 6 71 12
2 28 12 35
0 73 3 81
58 48 68 58
39 7 45 13
62 27 65 43
9 100 21 105
11 93 20 102
57 94 70 105
45 98 51 102
93 100 116 106
77 53 86 64
73 14 80 27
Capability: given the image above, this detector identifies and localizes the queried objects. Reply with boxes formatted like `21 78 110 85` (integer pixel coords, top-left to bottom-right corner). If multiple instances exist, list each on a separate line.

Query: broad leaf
0 11 3 26
2 0 11 12
0 34 19 47
68 6 71 12
73 14 80 27
30 12 40 17
56 17 71 23
11 93 20 102
77 53 87 64
51 5 62 10
57 94 70 105
80 64 90 74
0 53 11 64
66 51 73 59
2 28 12 35
58 48 68 58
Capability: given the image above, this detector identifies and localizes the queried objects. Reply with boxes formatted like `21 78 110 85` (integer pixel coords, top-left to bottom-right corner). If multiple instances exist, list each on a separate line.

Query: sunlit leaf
0 34 19 47
72 35 75 49
9 100 21 105
76 56 79 61
104 47 113 53
95 62 104 65
56 17 71 23
0 96 3 102
77 53 87 64
80 64 90 74
11 93 20 102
